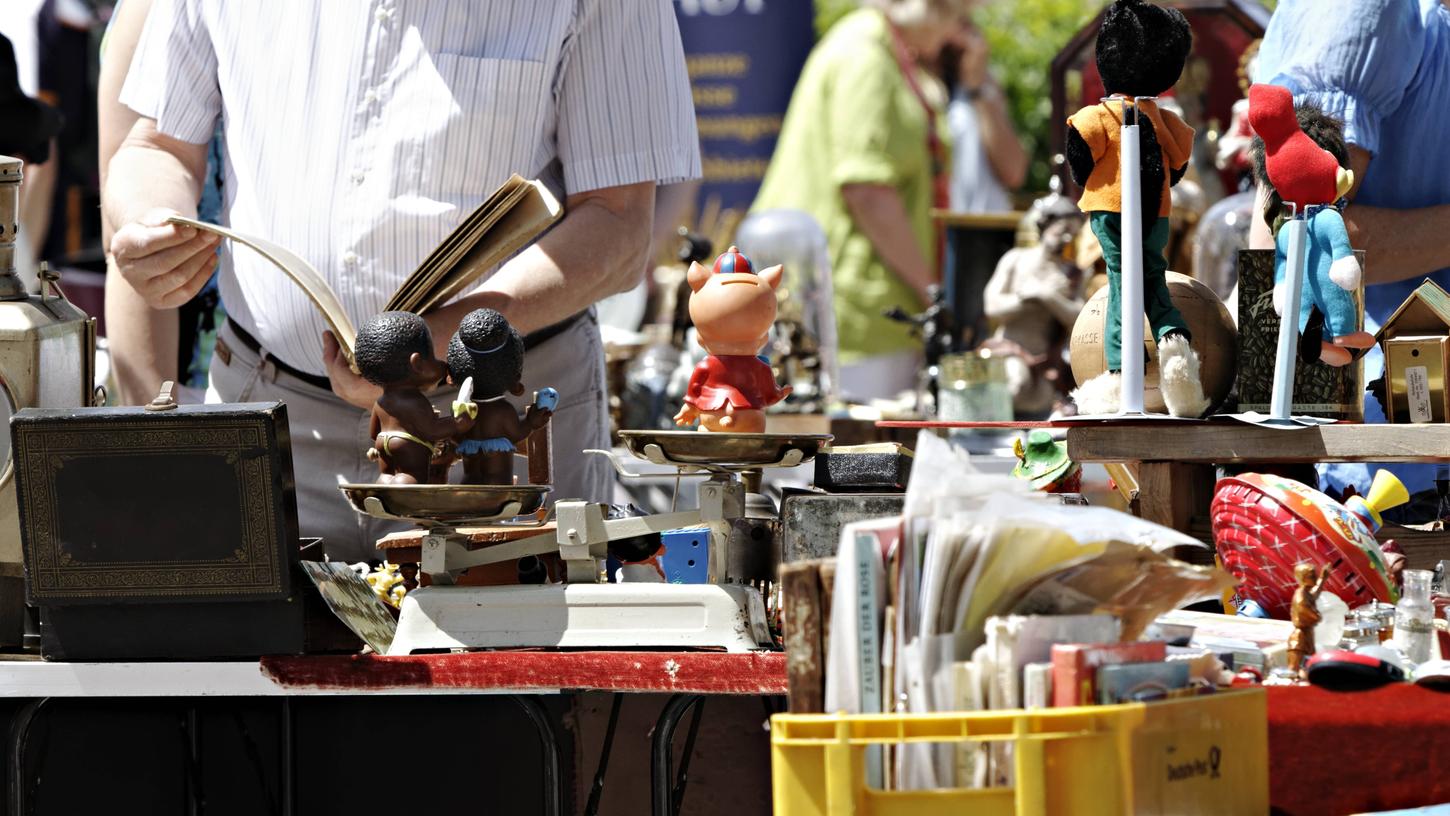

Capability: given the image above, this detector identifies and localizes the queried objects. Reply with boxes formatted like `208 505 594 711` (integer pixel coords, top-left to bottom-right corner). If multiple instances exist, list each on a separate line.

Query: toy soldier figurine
1288 562 1330 680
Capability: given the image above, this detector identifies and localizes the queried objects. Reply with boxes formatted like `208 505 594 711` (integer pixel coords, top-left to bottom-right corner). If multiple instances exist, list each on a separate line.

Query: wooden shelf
930 209 1025 230
1067 423 1450 464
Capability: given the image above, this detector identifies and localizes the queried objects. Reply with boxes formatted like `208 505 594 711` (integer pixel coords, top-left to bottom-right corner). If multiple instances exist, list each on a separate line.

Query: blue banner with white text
673 0 815 214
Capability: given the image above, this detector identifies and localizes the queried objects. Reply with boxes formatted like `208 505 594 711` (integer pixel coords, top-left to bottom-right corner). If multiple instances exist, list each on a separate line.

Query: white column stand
1118 104 1145 415
1269 212 1308 422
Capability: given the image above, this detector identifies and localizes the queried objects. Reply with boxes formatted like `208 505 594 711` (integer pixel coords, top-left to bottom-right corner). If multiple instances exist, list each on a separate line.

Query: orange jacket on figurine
1067 98 1193 217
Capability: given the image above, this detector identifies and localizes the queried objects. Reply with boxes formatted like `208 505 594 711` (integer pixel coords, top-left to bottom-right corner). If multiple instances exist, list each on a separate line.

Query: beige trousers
206 315 613 562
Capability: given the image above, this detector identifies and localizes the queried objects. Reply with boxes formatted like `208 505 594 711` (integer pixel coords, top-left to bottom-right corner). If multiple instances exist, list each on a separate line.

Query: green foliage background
811 0 1276 194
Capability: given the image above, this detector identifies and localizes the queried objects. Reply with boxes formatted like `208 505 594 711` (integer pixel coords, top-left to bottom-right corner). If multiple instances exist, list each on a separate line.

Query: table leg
583 694 623 816
508 695 563 816
1136 461 1216 534
183 705 204 816
8 697 51 816
280 698 297 816
671 698 705 813
650 694 703 816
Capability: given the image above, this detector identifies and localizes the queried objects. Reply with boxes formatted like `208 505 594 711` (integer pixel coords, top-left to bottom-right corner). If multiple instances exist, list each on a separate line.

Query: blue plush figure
1273 204 1366 361
1250 83 1374 366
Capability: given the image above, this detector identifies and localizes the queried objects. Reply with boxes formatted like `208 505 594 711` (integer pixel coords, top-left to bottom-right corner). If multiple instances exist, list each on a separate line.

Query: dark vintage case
11 400 357 660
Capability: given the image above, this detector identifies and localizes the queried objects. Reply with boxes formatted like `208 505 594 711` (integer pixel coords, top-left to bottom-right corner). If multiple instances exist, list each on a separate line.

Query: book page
168 215 358 364
387 176 562 314
169 175 561 367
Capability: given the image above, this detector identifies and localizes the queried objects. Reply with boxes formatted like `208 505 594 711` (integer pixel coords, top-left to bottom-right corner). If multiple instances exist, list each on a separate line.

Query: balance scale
340 431 831 654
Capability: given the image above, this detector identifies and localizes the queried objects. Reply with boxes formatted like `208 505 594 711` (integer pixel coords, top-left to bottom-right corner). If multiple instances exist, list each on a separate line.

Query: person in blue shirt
1254 0 1450 518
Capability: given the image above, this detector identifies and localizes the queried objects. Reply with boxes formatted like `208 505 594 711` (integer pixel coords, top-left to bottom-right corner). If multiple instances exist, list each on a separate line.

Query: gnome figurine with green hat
1012 430 1082 493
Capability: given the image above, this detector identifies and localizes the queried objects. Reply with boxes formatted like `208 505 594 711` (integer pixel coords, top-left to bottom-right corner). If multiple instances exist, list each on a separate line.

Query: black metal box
11 401 353 660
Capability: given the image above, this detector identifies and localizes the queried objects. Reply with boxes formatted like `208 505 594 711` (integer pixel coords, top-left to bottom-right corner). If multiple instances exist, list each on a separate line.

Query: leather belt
224 321 335 392
522 310 587 351
224 309 586 392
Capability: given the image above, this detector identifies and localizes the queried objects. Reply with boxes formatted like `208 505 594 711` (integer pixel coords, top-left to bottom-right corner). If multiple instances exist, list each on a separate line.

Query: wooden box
11 401 356 660
1234 249 1364 421
1374 279 1450 424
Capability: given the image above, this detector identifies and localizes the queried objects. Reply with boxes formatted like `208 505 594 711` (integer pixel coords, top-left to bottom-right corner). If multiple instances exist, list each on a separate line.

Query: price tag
1406 365 1434 423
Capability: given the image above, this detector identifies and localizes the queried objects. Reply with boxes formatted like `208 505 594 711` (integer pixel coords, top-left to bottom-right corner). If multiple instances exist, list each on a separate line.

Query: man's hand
323 330 381 410
111 207 221 309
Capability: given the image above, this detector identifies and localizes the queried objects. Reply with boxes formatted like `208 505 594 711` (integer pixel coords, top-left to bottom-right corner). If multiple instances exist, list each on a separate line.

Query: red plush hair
1247 83 1341 208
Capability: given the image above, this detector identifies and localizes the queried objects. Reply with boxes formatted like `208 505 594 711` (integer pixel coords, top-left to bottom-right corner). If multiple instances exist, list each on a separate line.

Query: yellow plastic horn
1366 470 1410 516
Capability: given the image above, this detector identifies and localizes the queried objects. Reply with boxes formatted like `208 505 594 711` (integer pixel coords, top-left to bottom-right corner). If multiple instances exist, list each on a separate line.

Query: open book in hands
168 174 562 367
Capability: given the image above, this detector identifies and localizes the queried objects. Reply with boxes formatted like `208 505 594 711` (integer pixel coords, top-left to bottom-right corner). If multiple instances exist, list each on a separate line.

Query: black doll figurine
355 311 475 484
446 308 555 485
1065 0 1210 418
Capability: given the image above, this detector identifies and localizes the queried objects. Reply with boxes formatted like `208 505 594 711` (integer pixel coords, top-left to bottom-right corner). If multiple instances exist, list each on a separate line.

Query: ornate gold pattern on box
16 418 285 601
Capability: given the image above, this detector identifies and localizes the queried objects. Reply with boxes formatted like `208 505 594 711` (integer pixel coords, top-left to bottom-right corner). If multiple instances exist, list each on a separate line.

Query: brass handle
145 380 178 411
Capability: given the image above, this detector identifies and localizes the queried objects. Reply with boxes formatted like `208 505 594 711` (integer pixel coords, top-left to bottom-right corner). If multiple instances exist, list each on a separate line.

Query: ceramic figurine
1248 83 1374 367
1065 0 1210 418
673 246 791 432
355 311 475 484
446 308 554 485
983 193 1086 416
1288 562 1330 680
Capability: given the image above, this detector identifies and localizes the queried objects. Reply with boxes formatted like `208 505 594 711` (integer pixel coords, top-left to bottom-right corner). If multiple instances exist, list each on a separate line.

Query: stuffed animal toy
1065 0 1210 417
1247 83 1374 366
354 311 475 484
446 308 555 485
673 246 791 432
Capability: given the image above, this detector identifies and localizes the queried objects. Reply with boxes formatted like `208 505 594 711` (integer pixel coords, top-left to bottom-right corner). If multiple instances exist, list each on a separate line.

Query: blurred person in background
753 0 970 402
941 10 1027 214
99 0 225 405
0 2 64 288
1253 0 1450 518
0 32 62 187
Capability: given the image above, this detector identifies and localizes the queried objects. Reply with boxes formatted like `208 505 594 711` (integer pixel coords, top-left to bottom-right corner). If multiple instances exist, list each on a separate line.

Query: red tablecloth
1269 685 1450 815
261 653 1449 813
260 650 788 695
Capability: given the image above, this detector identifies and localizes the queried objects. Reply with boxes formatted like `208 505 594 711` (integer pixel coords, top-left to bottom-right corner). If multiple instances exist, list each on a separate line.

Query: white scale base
388 583 773 655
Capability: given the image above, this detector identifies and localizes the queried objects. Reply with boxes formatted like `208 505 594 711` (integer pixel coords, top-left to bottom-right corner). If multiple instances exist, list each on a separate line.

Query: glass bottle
937 351 1012 422
1395 569 1436 665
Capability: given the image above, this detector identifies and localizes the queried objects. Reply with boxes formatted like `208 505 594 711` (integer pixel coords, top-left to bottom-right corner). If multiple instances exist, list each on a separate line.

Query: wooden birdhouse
1376 279 1450 424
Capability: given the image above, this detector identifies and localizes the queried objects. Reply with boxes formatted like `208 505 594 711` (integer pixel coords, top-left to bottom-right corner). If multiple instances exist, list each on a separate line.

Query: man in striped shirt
103 0 700 561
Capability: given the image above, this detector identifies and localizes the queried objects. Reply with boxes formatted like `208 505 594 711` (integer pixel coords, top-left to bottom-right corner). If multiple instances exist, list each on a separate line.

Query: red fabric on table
1269 685 1450 815
260 651 788 696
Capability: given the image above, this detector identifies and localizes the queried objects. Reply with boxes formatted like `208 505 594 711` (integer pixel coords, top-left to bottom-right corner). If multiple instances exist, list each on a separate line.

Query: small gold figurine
1288 562 1330 680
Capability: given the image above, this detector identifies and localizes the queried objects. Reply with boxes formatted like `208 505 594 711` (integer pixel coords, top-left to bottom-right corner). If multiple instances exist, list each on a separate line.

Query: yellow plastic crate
771 688 1267 816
